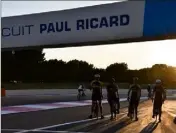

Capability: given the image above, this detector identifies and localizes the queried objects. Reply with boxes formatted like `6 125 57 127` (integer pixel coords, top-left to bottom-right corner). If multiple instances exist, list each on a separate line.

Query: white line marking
2 129 90 133
1 110 18 115
32 112 129 132
14 97 148 133
14 113 127 133
17 105 59 109
167 112 176 117
32 130 91 133
1 97 130 115
1 129 28 132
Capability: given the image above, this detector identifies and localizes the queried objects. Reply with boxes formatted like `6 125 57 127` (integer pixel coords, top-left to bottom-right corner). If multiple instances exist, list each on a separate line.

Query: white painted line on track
14 97 148 133
32 113 128 132
14 112 128 133
15 106 134 133
1 97 136 115
1 110 18 115
31 130 91 133
17 104 59 109
2 129 90 133
57 102 90 106
167 112 176 117
1 129 28 132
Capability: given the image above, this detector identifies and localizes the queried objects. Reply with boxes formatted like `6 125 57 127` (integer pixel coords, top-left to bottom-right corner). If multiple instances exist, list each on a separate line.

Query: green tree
106 63 128 82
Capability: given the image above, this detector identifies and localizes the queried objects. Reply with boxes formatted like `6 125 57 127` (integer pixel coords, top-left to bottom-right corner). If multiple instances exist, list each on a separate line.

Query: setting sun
44 39 176 70
148 40 176 67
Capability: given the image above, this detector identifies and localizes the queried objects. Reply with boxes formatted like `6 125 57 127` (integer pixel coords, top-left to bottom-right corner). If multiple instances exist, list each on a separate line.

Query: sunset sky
2 1 176 70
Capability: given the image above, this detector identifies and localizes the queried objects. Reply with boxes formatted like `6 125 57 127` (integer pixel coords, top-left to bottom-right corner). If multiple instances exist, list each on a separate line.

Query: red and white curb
1 97 147 115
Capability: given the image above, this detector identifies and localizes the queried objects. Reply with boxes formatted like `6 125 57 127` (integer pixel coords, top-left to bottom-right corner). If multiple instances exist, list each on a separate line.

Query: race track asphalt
1 100 130 131
1 89 176 133
3 89 175 107
2 99 176 133
2 89 148 106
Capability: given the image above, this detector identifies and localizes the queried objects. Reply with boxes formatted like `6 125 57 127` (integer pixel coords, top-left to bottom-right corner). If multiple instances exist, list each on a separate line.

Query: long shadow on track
139 121 159 133
75 119 112 132
174 117 176 124
100 117 133 133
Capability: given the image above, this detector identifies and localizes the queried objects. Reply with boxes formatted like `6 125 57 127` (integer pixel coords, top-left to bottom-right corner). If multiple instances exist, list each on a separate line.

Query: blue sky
2 1 176 69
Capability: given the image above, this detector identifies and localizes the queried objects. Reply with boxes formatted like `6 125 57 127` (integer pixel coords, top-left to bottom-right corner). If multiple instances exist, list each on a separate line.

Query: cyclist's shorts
78 89 83 92
154 99 162 108
108 95 117 102
116 97 120 103
92 93 101 101
130 98 139 106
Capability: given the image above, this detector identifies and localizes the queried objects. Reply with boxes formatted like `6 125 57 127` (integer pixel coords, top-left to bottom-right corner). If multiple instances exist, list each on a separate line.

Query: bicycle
129 104 135 120
148 92 152 100
77 91 82 101
115 98 120 114
77 90 86 101
152 98 162 122
92 100 99 119
128 98 137 121
110 100 117 120
153 108 159 121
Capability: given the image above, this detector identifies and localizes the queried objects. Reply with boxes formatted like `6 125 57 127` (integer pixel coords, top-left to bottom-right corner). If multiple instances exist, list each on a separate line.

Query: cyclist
78 84 86 96
89 74 104 119
127 77 141 121
147 84 152 99
78 84 84 96
152 79 166 122
107 78 120 120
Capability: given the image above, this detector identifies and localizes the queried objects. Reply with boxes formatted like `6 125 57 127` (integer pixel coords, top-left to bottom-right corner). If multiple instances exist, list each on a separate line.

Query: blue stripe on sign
143 0 176 37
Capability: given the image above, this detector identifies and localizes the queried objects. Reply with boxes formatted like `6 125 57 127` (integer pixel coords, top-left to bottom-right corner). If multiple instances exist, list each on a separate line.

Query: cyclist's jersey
106 83 118 98
78 85 83 90
153 85 165 102
129 84 141 100
90 80 103 95
147 86 151 93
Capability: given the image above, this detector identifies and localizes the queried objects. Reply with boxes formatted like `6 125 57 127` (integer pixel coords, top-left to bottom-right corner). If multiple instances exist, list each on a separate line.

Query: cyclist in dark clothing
152 79 166 122
127 77 141 121
89 74 104 119
107 78 119 120
147 84 152 99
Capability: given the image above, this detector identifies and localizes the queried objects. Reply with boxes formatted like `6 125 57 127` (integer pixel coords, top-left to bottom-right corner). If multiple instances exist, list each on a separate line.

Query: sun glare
44 39 176 69
148 40 176 67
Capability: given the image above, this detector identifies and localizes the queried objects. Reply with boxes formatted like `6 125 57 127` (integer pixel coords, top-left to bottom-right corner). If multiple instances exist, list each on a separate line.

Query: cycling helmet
12 50 15 55
112 78 115 82
94 74 100 78
156 79 161 84
133 77 138 81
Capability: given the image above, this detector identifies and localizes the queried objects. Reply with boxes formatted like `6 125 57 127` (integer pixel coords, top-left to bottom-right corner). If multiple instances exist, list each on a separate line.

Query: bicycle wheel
112 101 116 115
155 109 158 121
93 102 98 119
95 103 99 119
130 105 134 120
116 101 120 114
113 102 117 119
156 111 158 121
77 93 81 101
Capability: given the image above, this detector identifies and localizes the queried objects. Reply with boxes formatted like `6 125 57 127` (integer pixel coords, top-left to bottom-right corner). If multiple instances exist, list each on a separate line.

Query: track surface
1 89 176 133
2 99 176 133
2 89 150 106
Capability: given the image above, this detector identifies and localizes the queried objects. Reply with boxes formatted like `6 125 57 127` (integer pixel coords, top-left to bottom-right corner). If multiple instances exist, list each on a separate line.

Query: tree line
2 50 176 87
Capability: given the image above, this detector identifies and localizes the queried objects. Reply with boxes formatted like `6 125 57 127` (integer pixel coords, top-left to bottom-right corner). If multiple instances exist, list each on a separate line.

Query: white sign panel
1 1 145 49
